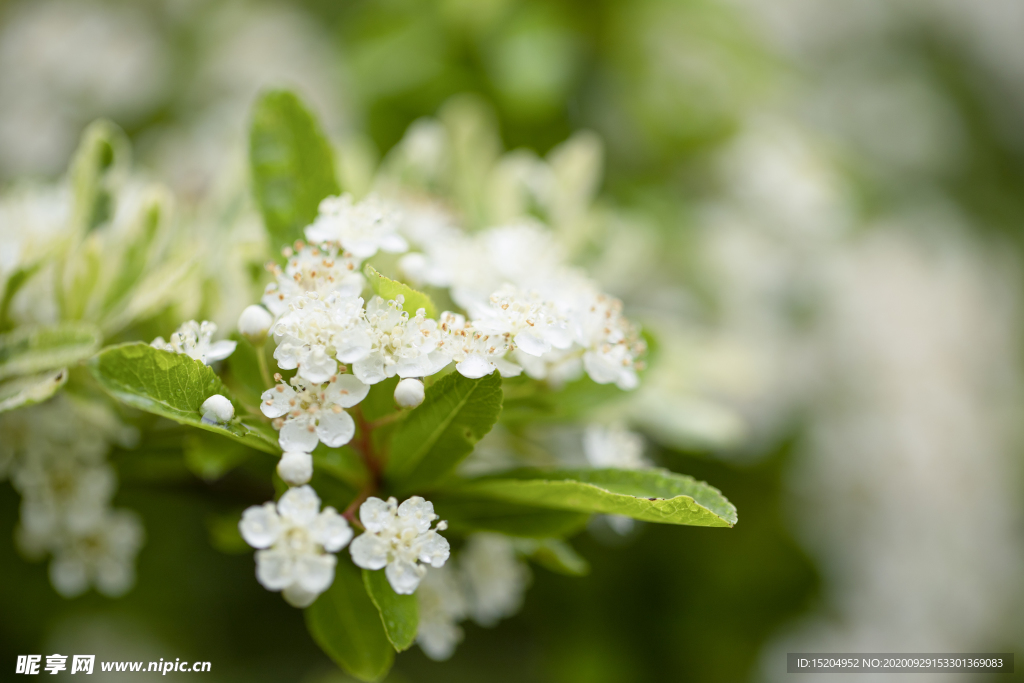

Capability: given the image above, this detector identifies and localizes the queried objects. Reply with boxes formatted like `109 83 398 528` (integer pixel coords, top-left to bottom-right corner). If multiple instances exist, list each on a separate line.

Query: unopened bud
394 378 425 408
277 451 313 486
201 394 235 424
238 305 274 344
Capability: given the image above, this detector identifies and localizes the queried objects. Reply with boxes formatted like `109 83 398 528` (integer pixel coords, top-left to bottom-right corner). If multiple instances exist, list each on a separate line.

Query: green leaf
431 496 590 538
88 342 280 454
69 120 129 232
0 263 42 331
306 562 394 682
501 374 625 425
0 368 69 413
386 371 503 493
0 323 102 381
362 569 419 652
515 538 590 576
101 189 168 313
206 510 250 554
184 432 255 482
449 468 737 527
249 89 340 251
364 264 438 319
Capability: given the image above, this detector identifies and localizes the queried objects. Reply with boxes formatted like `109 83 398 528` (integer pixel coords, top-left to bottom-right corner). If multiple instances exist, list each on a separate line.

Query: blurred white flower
260 374 368 452
239 486 352 608
306 194 407 259
48 510 144 599
350 496 450 595
262 243 364 318
416 565 468 661
151 320 236 365
461 534 530 627
237 305 274 344
583 424 648 470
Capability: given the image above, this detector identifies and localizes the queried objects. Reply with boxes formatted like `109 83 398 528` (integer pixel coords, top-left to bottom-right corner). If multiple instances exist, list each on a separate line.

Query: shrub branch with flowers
0 90 736 681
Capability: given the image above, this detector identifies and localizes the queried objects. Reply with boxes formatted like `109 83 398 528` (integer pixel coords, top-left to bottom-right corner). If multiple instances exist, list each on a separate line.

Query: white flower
350 296 449 385
575 293 645 390
200 394 234 424
262 242 364 318
260 374 369 452
416 565 468 661
151 320 236 365
460 534 530 627
394 378 425 408
48 509 145 599
438 312 519 379
272 292 369 383
277 451 313 487
349 496 450 595
306 194 408 259
583 424 648 469
239 486 353 608
238 305 274 343
470 284 573 357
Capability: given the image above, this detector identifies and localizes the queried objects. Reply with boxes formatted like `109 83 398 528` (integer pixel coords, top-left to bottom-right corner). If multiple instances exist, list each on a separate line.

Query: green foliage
450 468 738 527
432 496 590 538
184 432 255 482
363 569 419 652
305 562 394 682
69 119 129 232
516 538 590 576
88 342 280 454
0 369 69 414
364 264 438 319
0 264 41 331
386 371 503 492
101 191 167 314
0 323 101 381
250 90 341 251
501 374 626 425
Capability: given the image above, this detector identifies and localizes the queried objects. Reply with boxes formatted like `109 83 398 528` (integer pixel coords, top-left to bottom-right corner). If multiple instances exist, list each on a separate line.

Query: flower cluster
151 320 236 365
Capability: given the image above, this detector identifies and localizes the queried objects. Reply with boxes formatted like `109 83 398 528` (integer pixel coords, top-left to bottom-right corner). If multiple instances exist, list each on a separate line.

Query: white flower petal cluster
306 194 407 259
583 424 648 470
239 486 353 608
415 565 468 661
272 292 367 383
350 496 450 595
437 312 517 379
151 320 236 365
1 395 143 598
260 374 368 452
352 296 449 384
262 242 364 317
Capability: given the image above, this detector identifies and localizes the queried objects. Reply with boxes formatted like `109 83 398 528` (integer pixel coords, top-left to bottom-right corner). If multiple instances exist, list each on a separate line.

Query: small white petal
299 347 337 384
294 553 337 593
260 385 296 419
282 583 320 608
455 354 493 379
398 496 435 533
277 451 313 486
238 305 274 341
316 409 355 448
513 331 550 357
353 354 387 385
325 374 370 408
386 559 426 595
239 503 281 549
418 532 450 568
277 485 321 526
205 340 237 363
255 549 294 590
311 507 353 551
358 497 393 532
279 418 320 452
349 533 390 570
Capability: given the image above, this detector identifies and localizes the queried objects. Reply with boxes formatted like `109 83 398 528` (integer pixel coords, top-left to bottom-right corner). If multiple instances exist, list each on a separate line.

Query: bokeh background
1 0 1023 681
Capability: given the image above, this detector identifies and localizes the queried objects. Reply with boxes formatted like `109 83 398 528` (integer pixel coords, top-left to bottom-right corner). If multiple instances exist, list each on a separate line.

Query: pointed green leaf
364 264 438 319
70 120 129 232
0 263 42 331
363 569 419 652
448 468 737 527
306 562 394 682
0 323 102 381
0 368 69 413
88 342 280 454
386 371 503 493
250 89 340 251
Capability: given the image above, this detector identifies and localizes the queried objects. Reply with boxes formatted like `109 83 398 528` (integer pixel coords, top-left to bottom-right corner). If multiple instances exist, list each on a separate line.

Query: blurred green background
1 0 1022 680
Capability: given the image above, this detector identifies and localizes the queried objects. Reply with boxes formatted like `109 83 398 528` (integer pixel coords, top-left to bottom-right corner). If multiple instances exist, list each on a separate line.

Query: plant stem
255 342 274 388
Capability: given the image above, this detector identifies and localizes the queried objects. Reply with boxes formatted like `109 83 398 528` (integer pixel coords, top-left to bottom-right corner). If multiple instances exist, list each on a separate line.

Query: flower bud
238 305 274 344
277 451 313 486
394 378 425 408
201 394 234 424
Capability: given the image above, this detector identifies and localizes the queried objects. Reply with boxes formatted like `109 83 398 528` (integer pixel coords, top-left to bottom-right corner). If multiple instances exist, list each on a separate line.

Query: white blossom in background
239 486 352 608
350 496 450 595
237 305 274 343
262 242 364 317
272 292 367 383
151 320 236 365
583 424 648 470
416 565 469 661
469 285 573 358
350 296 449 384
305 194 407 259
276 450 313 487
48 510 145 599
200 394 234 424
461 534 531 627
260 374 368 452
